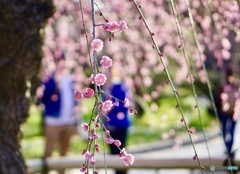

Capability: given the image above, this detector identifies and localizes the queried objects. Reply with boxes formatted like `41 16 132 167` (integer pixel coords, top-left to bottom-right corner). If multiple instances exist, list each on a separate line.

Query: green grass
21 87 216 159
22 105 43 139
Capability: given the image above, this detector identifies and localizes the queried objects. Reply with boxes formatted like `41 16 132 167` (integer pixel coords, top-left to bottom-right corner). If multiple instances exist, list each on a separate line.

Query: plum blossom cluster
89 36 136 116
101 97 136 116
79 121 134 171
89 39 113 87
103 20 128 33
74 88 95 101
79 18 135 172
102 20 128 41
79 119 102 172
43 0 240 107
123 97 136 115
104 133 134 166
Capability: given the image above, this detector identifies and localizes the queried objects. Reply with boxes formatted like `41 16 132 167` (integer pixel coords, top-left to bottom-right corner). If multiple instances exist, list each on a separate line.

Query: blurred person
215 66 239 163
38 53 77 174
103 69 132 174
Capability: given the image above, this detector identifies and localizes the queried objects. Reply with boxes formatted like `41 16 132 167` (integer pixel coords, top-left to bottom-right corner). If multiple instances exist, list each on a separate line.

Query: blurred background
1 0 240 174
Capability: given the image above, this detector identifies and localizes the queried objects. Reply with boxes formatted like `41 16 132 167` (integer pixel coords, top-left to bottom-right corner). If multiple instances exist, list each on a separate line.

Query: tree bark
0 1 54 173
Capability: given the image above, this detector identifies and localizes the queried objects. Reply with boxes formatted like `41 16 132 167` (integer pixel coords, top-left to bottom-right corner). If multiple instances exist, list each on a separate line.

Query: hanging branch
169 0 213 169
77 1 135 173
183 0 235 168
130 0 204 173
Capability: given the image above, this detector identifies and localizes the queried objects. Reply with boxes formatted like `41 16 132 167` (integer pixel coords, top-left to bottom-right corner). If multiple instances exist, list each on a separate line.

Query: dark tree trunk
0 1 54 173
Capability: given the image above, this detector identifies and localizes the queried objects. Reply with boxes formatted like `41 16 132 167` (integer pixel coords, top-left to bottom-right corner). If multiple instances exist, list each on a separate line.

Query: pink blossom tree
42 0 240 100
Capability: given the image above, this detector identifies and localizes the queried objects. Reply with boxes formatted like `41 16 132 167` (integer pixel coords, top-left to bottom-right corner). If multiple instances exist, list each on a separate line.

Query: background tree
0 1 54 173
42 0 240 115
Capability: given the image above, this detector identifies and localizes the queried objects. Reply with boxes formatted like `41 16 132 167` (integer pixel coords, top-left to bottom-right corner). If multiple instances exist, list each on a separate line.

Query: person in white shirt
40 55 76 174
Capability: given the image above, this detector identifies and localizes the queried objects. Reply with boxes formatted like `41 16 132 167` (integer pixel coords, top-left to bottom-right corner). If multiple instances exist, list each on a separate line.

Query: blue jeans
109 128 128 174
220 113 236 157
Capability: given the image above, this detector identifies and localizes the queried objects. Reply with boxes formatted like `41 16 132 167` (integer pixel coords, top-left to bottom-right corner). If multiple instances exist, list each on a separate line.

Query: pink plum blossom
74 90 83 101
95 146 100 153
103 23 110 31
100 56 113 68
122 154 134 166
91 39 103 52
114 140 121 147
119 20 128 32
81 149 86 155
105 129 110 135
81 123 89 131
102 100 113 111
94 134 100 139
85 151 91 159
90 130 100 139
104 137 114 144
189 129 194 134
108 22 119 32
113 101 119 106
124 97 130 107
90 156 96 165
95 144 101 153
95 73 107 86
128 108 135 115
119 148 127 158
84 88 95 98
80 166 86 173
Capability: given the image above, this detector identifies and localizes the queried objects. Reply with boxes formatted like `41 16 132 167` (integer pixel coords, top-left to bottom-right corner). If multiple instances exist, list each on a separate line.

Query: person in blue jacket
104 70 132 174
39 55 76 174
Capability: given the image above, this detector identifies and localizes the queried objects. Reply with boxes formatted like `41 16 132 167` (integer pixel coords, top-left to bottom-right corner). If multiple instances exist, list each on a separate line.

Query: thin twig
94 2 108 22
78 0 93 68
